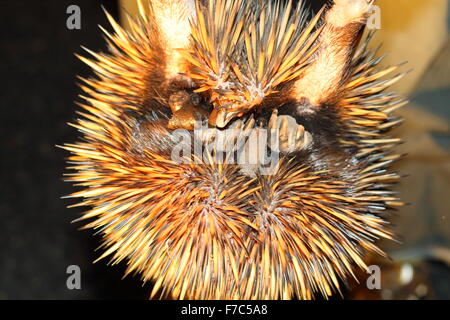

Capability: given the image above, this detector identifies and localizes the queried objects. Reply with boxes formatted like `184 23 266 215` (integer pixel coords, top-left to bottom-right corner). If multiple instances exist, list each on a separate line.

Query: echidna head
64 0 406 299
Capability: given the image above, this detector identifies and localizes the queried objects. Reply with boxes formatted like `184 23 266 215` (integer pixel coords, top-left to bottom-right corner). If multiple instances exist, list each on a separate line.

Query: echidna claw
268 109 312 153
243 116 255 133
167 90 209 130
209 108 240 128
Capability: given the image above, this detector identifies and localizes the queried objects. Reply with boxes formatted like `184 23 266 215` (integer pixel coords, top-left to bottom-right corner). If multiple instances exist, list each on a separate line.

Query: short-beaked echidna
63 0 407 299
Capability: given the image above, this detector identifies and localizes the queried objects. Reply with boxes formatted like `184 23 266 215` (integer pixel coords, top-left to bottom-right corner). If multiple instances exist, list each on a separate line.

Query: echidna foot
268 109 312 154
167 90 209 130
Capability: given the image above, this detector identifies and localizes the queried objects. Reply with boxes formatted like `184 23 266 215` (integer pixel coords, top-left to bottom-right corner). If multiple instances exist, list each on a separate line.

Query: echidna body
63 0 406 299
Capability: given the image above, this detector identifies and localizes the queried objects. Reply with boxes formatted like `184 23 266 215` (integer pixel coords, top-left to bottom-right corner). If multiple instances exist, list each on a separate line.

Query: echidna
63 0 407 299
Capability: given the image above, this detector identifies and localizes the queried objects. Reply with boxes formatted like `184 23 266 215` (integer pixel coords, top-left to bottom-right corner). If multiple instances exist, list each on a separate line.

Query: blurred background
0 0 449 299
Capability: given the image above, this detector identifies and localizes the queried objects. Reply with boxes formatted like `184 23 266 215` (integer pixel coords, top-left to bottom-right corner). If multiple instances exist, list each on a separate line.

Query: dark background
0 0 149 299
0 0 329 300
